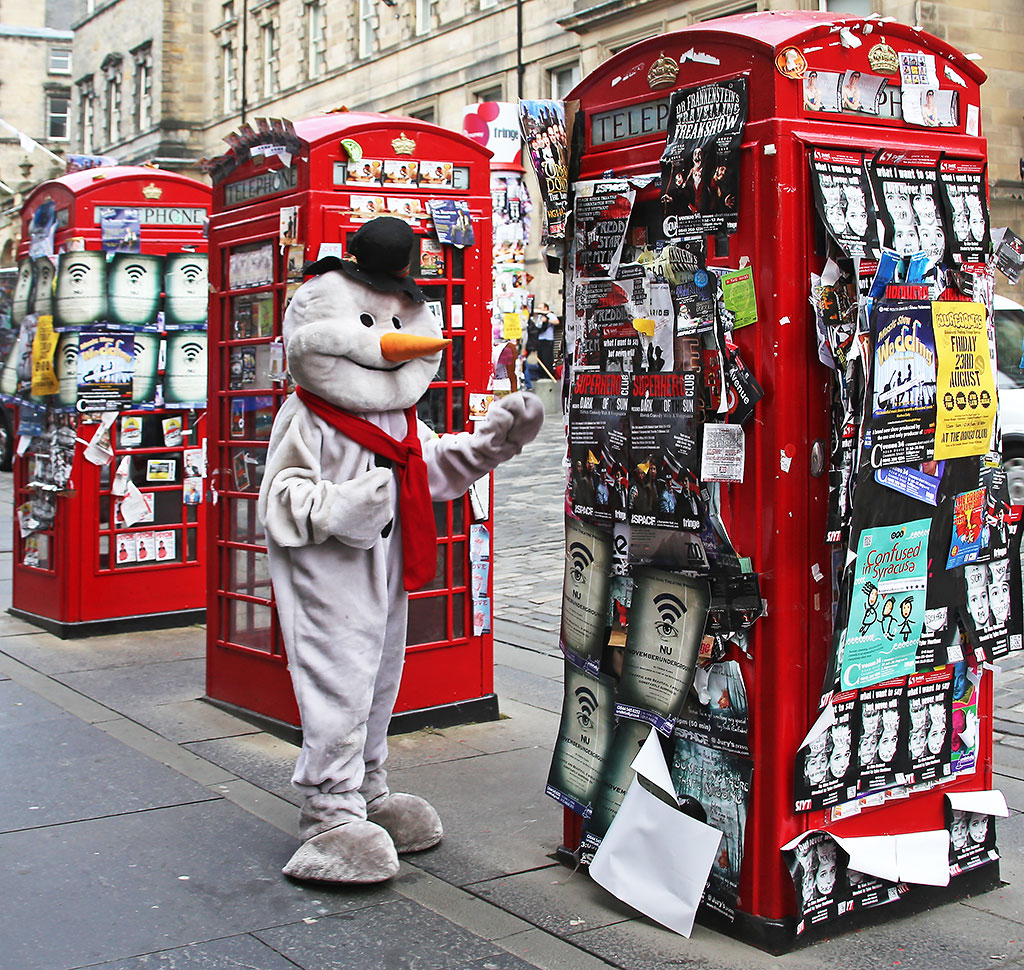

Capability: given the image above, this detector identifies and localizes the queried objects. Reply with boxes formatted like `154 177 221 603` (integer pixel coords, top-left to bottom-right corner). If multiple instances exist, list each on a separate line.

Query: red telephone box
12 167 211 636
204 113 496 735
561 12 996 947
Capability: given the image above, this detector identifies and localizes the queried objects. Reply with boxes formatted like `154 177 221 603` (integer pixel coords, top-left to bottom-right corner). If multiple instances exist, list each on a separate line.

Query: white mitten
327 467 394 547
474 391 545 462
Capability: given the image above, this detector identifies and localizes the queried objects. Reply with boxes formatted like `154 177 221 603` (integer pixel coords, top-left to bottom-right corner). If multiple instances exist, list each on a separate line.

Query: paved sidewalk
0 414 1022 970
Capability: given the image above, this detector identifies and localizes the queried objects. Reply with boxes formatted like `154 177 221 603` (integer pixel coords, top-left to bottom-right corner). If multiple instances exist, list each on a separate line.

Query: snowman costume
258 218 543 883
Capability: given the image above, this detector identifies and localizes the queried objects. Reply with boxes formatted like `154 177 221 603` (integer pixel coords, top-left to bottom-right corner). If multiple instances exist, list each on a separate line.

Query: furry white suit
258 217 543 883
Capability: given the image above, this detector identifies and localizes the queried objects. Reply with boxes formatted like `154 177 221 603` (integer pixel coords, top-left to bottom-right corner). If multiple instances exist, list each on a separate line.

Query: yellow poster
31 314 59 396
933 301 995 460
502 312 523 340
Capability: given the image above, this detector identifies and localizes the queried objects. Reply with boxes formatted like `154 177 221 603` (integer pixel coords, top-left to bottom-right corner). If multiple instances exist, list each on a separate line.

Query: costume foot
282 820 399 884
367 793 443 853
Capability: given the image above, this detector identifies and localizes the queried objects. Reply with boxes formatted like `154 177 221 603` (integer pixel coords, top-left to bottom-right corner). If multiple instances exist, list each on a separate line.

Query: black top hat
303 216 426 302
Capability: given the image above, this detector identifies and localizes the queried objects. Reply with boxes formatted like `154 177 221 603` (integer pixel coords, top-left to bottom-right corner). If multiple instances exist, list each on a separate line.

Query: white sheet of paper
797 702 836 751
630 725 676 795
946 789 1008 817
118 481 149 527
112 455 131 497
83 412 117 466
589 777 722 938
894 830 950 886
832 834 899 883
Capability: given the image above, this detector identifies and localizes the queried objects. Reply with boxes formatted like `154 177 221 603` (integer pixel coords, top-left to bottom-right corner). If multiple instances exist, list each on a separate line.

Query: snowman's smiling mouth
352 359 407 372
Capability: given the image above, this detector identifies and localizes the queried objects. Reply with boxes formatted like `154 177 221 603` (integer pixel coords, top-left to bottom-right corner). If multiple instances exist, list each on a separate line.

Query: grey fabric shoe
366 792 443 853
282 819 400 884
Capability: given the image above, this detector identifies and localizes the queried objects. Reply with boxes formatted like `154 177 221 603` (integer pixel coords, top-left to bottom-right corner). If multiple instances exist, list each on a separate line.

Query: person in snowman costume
258 217 543 883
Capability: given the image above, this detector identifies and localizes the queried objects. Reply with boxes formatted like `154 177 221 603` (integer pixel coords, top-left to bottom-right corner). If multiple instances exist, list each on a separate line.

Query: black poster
568 372 630 526
905 668 953 785
869 148 945 264
794 690 859 812
573 179 635 279
855 677 908 795
937 158 989 265
660 77 747 237
809 148 879 258
947 808 999 877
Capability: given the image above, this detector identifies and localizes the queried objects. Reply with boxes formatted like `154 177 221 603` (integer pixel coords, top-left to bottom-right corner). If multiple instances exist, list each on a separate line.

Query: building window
479 0 497 8
260 18 280 97
221 41 236 112
359 0 378 59
694 1 758 20
415 0 435 36
133 43 153 131
408 105 436 124
474 85 503 104
305 0 326 78
47 91 71 140
77 76 96 153
49 47 72 75
101 55 123 145
548 63 579 100
822 0 873 14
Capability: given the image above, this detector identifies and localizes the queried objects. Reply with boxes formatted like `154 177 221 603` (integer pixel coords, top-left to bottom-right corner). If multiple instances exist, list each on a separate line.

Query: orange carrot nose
380 332 451 362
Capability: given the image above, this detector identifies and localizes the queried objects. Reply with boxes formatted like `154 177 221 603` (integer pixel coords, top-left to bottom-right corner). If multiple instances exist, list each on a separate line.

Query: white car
994 294 1024 503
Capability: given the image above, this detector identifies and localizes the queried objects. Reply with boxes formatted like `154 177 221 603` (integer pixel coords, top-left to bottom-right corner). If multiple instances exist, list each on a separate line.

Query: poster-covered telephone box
9 167 211 636
543 11 1016 949
204 113 496 733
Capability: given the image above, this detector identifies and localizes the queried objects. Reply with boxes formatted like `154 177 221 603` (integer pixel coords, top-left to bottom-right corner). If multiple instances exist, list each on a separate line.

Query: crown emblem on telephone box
648 53 679 90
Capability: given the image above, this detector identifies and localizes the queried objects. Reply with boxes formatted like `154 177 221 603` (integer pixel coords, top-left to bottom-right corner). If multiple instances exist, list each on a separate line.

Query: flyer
869 149 945 264
107 252 163 328
660 77 747 237
568 372 630 525
131 331 161 408
937 159 989 264
899 52 958 128
948 809 998 877
671 739 753 921
119 415 142 448
905 668 953 785
162 415 183 447
962 559 1011 662
573 179 635 279
867 301 936 468
545 663 617 815
840 518 929 691
582 717 652 849
427 199 474 249
164 253 209 329
718 267 758 329
855 677 908 795
808 148 878 258
794 691 859 811
154 529 176 562
54 250 108 330
932 300 996 460
946 487 986 568
559 516 613 673
950 659 980 776
77 329 135 412
674 660 750 757
615 566 710 734
519 99 567 242
628 372 703 531
135 531 156 562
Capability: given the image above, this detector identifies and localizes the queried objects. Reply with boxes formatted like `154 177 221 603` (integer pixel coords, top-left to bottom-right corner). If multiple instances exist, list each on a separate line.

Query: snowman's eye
360 313 375 328
391 316 402 329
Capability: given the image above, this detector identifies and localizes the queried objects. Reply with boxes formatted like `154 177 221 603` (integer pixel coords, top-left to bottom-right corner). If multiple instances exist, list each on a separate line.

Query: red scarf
295 386 436 592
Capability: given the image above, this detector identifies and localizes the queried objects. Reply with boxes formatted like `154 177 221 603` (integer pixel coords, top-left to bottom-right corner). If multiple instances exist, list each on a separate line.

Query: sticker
775 46 808 79
340 138 363 161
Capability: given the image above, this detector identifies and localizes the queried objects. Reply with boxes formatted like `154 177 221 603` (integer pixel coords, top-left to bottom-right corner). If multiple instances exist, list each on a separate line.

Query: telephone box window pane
228 344 275 391
229 446 267 493
98 533 110 570
421 544 448 592
451 496 464 535
228 546 273 598
226 598 275 653
29 534 51 570
450 335 464 381
230 293 275 340
417 386 448 433
228 242 275 290
452 592 466 639
187 527 198 562
228 497 266 544
451 246 464 278
452 540 466 587
452 167 470 190
452 387 465 431
152 489 185 523
407 594 447 646
226 394 275 439
99 494 111 528
186 502 198 523
433 502 449 539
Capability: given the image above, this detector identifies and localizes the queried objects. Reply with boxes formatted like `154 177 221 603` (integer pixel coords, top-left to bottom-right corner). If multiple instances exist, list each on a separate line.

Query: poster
937 159 989 264
131 331 161 407
932 300 996 460
868 301 936 468
573 179 635 279
77 329 134 411
948 809 998 877
674 660 750 757
841 518 929 691
164 253 209 328
869 149 945 264
962 559 1011 662
899 52 958 128
671 739 753 921
905 668 953 784
545 663 616 815
808 148 878 258
950 660 980 776
946 487 986 568
568 372 629 525
628 372 703 531
719 267 758 330
615 566 710 734
107 253 163 328
54 250 108 330
519 99 568 242
559 516 613 673
582 717 652 848
30 314 59 397
660 77 747 237
427 199 474 248
163 329 208 408
794 691 859 811
855 677 907 795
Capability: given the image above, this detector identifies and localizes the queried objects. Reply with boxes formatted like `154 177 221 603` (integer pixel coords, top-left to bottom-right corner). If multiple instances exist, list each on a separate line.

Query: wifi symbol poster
560 517 613 673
